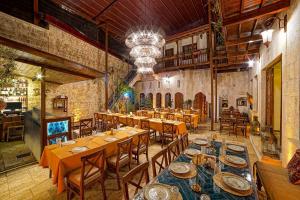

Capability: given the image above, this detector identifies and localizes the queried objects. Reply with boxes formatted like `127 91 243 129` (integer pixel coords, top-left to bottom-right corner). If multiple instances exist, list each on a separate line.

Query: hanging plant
0 46 17 88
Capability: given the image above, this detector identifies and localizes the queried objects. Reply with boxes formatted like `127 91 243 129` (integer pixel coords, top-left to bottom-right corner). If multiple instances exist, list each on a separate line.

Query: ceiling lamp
125 26 165 74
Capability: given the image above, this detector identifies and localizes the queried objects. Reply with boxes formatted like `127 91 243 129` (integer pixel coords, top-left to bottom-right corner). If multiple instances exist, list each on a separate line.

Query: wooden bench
254 161 300 200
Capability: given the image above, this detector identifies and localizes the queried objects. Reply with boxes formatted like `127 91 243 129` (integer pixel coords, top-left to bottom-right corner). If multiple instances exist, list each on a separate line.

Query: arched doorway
156 93 162 108
175 92 184 109
194 92 206 121
140 93 145 107
148 93 153 108
165 93 171 108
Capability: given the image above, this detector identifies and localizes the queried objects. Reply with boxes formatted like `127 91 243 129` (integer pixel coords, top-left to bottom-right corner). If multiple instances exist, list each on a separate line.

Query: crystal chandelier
125 26 165 74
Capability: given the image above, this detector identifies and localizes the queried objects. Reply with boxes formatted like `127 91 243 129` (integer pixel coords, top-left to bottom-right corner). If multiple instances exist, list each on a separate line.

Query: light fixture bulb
248 60 254 67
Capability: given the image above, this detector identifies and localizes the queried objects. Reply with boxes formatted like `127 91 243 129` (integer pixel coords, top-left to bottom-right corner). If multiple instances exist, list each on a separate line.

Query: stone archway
165 93 171 108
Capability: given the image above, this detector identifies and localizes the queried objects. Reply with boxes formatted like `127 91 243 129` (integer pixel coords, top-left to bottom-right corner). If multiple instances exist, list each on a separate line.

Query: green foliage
0 46 16 88
144 95 153 109
183 99 193 109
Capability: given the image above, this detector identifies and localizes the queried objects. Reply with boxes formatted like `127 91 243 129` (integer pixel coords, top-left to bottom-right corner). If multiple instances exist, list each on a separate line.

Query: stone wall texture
250 0 300 166
134 69 250 117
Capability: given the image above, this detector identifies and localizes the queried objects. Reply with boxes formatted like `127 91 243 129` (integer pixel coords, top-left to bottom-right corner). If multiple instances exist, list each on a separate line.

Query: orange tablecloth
40 126 146 194
174 113 199 128
148 118 187 135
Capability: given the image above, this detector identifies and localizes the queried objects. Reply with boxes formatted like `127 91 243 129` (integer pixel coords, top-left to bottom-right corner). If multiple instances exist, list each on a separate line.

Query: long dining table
135 140 258 200
40 126 147 194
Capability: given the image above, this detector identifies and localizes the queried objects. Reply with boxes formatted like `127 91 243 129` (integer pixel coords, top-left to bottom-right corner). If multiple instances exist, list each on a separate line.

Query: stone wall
134 69 250 117
250 0 300 166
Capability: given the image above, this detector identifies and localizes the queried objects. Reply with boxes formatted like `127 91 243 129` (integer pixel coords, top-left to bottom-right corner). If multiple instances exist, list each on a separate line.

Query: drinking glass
56 138 62 147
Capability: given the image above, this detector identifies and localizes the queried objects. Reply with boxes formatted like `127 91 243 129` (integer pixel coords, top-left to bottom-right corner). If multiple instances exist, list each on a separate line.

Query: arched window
148 93 153 108
165 93 171 108
156 93 162 108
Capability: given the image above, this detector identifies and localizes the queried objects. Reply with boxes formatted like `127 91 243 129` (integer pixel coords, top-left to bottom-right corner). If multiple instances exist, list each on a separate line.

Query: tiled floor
0 124 258 200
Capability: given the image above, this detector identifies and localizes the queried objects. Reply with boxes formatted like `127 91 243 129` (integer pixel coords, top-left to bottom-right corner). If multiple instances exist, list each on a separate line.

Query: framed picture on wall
222 99 228 108
236 97 247 106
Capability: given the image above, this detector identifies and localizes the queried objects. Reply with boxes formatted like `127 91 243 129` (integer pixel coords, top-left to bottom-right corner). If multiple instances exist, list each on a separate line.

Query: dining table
148 118 187 135
40 126 147 194
173 113 199 128
135 140 258 200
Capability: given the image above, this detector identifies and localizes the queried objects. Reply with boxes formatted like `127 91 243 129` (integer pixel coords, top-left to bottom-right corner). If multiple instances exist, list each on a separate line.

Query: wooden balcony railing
155 48 209 71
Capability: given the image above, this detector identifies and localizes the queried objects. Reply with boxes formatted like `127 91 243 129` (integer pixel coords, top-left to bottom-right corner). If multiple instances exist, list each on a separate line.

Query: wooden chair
152 148 169 177
66 149 106 200
2 115 24 142
132 132 149 164
166 113 175 120
140 119 156 141
154 112 161 118
161 122 177 147
94 113 103 130
107 138 133 189
180 133 189 152
78 118 94 137
126 117 135 127
220 117 234 134
183 114 194 132
122 162 150 200
235 117 247 137
101 114 108 131
142 111 148 117
112 116 119 129
167 139 180 163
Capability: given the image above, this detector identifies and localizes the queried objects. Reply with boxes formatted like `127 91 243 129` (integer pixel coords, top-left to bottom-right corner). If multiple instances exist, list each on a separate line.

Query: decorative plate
104 137 117 142
226 155 247 165
194 139 208 146
227 145 245 152
184 148 201 156
71 146 88 153
222 174 251 192
62 140 76 146
144 183 172 200
169 162 190 174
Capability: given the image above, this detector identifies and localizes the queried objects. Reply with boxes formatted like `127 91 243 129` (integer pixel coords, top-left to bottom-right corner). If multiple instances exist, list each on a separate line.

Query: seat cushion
68 165 101 186
132 145 146 155
256 161 300 200
107 154 129 168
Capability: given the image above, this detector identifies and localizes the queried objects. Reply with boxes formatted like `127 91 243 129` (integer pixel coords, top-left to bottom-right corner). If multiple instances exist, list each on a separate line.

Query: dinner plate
226 155 247 165
194 139 208 146
184 148 201 156
144 183 172 200
71 146 88 153
118 127 126 131
169 162 190 174
104 137 117 142
227 144 245 152
62 140 76 146
222 174 251 192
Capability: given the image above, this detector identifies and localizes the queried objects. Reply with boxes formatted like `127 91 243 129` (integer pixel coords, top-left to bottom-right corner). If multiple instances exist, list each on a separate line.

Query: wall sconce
261 15 287 48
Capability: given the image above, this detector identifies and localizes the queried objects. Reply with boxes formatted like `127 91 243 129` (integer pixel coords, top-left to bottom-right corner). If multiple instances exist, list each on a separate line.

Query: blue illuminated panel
47 120 68 136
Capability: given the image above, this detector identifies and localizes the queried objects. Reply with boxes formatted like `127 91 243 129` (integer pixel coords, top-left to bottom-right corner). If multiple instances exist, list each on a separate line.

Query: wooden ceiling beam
216 62 248 68
93 0 119 20
223 0 290 26
226 35 262 46
166 24 209 42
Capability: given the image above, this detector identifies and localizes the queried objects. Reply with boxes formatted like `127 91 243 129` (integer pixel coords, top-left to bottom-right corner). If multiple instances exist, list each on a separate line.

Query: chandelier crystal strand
125 26 165 74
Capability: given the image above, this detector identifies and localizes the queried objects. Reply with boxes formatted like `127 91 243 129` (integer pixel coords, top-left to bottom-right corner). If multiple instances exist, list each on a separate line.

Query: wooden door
156 93 161 108
266 68 274 127
175 92 184 109
165 93 171 108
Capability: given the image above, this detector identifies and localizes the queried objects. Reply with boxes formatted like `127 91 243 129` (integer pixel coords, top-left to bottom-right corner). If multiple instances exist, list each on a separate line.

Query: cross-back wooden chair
66 148 106 200
154 112 161 118
107 138 133 189
183 114 194 131
101 114 108 131
140 119 156 141
126 117 135 127
235 117 247 137
94 113 103 130
79 118 93 137
167 139 180 163
132 132 149 164
152 148 169 177
161 122 177 147
180 133 189 152
220 117 234 134
166 113 175 120
142 111 148 117
122 162 150 200
112 116 119 129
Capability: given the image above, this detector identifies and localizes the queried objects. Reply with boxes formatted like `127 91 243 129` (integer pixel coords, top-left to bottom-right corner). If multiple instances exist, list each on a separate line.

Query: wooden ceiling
215 0 290 72
50 0 208 41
